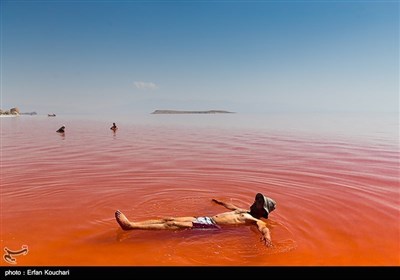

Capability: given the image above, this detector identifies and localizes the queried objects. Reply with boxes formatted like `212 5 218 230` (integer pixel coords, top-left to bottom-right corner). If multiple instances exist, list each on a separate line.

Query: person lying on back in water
115 193 276 247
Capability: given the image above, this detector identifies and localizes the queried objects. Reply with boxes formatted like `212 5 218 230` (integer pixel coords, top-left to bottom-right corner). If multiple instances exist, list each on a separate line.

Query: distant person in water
110 122 118 131
56 125 65 133
115 193 276 247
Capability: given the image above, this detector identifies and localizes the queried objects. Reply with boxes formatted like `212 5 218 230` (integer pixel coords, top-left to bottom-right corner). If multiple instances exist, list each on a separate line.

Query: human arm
211 198 245 211
256 220 273 247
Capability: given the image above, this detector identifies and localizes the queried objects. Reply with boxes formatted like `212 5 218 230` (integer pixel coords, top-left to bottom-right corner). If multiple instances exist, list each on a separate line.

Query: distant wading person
115 193 276 247
56 125 65 133
110 122 118 131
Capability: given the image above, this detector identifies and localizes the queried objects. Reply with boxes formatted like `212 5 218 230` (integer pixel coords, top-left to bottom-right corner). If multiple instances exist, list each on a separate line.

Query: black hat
260 193 276 214
254 193 276 218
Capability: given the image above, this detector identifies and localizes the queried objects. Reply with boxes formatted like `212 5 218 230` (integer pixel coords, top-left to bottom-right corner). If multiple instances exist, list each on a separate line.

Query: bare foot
115 210 134 230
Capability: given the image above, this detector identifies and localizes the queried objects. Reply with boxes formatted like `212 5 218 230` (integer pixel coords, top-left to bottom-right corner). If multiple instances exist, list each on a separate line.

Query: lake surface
1 112 399 266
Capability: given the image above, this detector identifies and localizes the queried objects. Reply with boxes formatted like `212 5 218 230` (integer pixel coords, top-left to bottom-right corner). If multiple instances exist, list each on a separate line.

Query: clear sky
1 0 398 114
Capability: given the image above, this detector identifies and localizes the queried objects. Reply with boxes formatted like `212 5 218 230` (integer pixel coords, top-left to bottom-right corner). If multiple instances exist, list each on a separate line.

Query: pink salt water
1 113 398 266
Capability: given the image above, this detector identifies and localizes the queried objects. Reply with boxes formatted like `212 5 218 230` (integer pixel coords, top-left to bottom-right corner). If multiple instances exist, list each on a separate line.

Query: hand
260 236 273 248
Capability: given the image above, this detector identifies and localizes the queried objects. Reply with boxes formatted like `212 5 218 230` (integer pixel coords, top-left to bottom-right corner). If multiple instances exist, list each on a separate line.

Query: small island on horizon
0 107 37 116
151 110 235 114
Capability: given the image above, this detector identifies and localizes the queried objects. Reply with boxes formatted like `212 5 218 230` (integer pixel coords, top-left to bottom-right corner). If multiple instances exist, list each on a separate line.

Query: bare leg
115 210 195 231
127 216 197 225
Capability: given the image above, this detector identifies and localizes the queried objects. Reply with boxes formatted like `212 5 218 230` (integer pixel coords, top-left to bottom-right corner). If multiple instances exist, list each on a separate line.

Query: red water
1 114 399 266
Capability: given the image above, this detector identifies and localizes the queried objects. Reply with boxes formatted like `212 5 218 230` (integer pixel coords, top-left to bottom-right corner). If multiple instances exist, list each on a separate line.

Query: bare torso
211 210 258 225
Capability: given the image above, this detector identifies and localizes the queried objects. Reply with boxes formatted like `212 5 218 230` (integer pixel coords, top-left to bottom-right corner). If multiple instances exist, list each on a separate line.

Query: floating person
56 125 65 133
110 122 118 131
115 193 276 247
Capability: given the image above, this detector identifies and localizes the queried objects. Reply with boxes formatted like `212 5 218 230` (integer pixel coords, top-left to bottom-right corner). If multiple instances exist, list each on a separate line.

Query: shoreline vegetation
151 110 235 114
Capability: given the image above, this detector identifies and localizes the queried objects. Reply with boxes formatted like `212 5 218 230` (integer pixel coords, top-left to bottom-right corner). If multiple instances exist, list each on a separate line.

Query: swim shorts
192 217 220 229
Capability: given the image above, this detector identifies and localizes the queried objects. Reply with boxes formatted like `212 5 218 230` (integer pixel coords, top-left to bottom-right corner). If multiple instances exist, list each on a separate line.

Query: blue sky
1 0 398 114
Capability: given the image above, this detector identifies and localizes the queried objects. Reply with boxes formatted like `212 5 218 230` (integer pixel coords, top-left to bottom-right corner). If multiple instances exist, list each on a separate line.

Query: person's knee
165 221 176 229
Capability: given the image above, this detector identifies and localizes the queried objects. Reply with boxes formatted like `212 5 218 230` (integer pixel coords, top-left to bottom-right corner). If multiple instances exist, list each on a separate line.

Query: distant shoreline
151 110 235 114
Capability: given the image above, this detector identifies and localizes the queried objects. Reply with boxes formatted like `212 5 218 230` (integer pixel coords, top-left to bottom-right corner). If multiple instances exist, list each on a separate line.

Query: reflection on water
1 113 399 265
